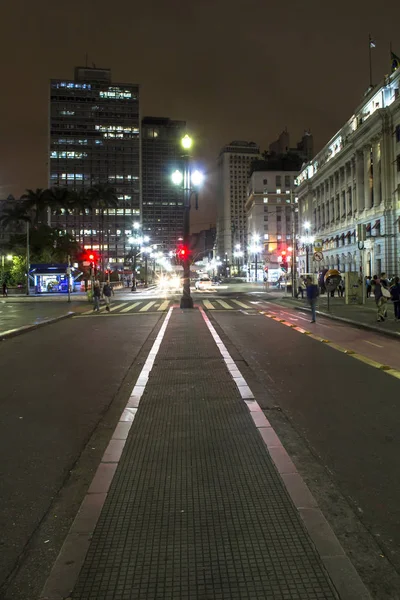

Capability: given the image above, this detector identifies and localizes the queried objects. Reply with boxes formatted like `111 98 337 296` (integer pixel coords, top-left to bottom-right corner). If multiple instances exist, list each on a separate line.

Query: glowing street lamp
181 134 193 150
171 170 183 185
191 170 204 187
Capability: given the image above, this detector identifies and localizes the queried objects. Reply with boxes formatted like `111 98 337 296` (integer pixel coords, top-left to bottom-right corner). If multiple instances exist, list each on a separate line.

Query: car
195 277 212 290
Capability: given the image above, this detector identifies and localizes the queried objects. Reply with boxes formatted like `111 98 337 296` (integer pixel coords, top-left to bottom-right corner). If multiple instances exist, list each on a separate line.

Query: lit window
263 197 268 203
264 234 269 240
60 110 75 116
276 188 281 194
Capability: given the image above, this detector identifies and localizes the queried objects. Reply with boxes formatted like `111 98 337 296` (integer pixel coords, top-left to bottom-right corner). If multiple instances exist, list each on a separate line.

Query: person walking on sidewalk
102 281 114 312
306 277 319 323
366 276 372 298
93 281 101 312
373 275 389 322
297 278 305 299
390 276 400 321
2 281 8 297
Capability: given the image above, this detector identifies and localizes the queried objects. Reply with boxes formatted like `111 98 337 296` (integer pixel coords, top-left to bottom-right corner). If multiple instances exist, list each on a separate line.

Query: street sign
314 239 323 252
314 251 323 261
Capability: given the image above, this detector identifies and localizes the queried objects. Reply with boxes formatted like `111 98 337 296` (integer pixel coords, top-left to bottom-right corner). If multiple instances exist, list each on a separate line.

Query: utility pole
67 254 71 303
291 189 297 297
26 221 30 296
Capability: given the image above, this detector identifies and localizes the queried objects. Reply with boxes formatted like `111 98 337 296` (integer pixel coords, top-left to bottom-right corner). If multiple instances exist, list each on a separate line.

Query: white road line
364 340 384 348
110 302 128 311
232 299 250 308
158 301 170 311
203 300 215 309
140 301 156 312
120 302 142 313
40 307 174 600
215 299 233 309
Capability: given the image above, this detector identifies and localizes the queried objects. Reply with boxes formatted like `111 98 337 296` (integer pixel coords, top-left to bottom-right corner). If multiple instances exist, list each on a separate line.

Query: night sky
1 0 400 231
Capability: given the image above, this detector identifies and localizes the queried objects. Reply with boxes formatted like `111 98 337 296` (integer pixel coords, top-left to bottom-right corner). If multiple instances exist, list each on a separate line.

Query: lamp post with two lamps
248 234 262 282
233 244 243 275
300 221 315 274
171 134 204 308
128 222 150 289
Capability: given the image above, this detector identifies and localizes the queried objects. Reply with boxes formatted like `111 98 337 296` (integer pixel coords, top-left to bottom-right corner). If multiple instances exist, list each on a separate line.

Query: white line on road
364 340 384 348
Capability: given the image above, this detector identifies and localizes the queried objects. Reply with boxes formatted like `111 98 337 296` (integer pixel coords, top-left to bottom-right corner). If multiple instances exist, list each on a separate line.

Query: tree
87 184 119 272
21 188 51 226
0 204 30 231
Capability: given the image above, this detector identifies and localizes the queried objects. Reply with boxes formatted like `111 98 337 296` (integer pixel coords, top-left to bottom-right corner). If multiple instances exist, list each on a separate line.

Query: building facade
216 141 260 261
246 170 299 276
141 117 186 251
297 70 400 278
49 66 140 264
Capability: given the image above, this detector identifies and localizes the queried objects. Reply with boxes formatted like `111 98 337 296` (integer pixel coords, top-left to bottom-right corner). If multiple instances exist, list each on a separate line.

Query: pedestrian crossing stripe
232 299 249 308
120 302 142 313
158 300 169 311
140 301 156 312
202 300 215 310
215 299 233 309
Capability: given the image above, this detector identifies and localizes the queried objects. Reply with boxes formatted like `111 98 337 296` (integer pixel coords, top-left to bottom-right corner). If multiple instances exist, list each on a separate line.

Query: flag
391 51 400 72
369 35 376 48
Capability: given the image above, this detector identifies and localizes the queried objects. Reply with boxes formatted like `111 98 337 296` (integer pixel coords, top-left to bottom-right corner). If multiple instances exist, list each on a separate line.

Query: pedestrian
338 278 344 297
298 278 305 299
2 281 8 297
102 281 113 312
306 276 319 323
93 281 101 312
373 275 388 322
366 276 372 298
390 276 400 321
131 276 136 292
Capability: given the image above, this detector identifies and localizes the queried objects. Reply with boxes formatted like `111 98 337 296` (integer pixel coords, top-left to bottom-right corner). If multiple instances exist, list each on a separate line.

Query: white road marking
120 302 142 313
364 340 383 348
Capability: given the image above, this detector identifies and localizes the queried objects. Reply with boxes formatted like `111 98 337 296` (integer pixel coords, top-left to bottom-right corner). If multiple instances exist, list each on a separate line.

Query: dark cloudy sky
1 0 400 231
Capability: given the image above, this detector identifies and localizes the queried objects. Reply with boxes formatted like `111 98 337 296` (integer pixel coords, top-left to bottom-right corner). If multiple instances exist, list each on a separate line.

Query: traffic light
176 245 189 262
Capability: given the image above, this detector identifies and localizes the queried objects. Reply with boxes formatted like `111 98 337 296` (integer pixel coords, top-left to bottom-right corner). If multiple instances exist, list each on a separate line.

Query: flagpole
368 33 373 88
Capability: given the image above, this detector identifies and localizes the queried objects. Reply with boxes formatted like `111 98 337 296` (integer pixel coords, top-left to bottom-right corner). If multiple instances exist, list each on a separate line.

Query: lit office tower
141 117 186 250
49 66 140 263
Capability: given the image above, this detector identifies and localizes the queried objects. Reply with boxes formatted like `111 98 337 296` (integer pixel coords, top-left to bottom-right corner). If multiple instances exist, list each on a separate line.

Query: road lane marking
158 301 170 311
215 300 233 309
203 300 215 309
140 301 156 312
110 302 128 311
364 340 383 348
232 299 250 308
120 302 142 313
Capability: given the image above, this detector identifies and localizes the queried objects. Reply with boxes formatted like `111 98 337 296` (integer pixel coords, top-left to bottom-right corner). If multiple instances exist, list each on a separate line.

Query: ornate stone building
297 70 400 277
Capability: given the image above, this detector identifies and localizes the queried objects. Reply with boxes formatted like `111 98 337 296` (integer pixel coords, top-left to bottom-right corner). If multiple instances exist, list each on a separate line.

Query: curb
0 312 76 341
290 305 400 340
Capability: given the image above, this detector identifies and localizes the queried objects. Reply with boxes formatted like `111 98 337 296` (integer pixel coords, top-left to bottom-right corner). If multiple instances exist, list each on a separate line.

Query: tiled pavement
69 309 340 600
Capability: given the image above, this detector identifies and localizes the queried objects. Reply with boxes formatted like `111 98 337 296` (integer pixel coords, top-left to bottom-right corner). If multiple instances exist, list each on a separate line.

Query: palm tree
87 184 119 274
0 202 31 295
47 187 77 234
21 188 51 226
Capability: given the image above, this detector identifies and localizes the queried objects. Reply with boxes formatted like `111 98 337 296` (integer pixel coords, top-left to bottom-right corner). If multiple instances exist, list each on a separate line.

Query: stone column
372 141 381 207
364 145 372 210
356 150 364 213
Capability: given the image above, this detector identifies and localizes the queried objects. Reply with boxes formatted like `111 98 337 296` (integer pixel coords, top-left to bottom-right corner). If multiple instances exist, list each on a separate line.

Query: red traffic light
177 245 188 258
88 253 95 261
281 250 287 256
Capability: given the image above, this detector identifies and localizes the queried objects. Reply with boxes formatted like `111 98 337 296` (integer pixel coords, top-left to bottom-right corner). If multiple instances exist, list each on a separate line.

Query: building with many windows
141 117 186 250
297 69 400 277
216 141 260 262
49 66 140 263
246 169 299 277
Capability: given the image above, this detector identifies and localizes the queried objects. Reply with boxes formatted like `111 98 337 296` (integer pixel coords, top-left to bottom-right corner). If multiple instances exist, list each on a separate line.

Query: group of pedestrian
93 281 114 312
372 273 400 322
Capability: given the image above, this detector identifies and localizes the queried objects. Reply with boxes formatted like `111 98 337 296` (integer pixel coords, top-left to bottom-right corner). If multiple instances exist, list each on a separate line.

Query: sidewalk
41 308 367 600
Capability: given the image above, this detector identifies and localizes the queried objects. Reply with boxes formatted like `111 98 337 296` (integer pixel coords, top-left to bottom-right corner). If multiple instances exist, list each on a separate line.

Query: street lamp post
171 135 204 309
301 222 314 275
248 234 262 283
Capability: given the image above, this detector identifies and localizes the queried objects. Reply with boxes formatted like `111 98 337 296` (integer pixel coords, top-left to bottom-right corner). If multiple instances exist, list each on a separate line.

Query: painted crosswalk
77 298 259 316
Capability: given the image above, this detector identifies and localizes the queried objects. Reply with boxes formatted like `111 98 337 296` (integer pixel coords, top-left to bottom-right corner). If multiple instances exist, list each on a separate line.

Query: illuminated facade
297 70 400 276
49 67 140 263
216 141 260 261
141 117 186 250
246 170 299 270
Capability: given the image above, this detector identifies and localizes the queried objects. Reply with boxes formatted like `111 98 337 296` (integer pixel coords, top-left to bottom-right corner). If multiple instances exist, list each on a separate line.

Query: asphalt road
2 286 400 599
0 312 163 599
0 300 88 334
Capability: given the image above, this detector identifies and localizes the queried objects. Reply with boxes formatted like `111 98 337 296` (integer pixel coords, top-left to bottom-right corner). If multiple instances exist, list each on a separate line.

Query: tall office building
49 66 140 263
141 117 186 250
216 141 260 260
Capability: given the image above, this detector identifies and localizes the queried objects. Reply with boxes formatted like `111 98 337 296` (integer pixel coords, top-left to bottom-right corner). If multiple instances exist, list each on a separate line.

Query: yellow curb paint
387 369 400 379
